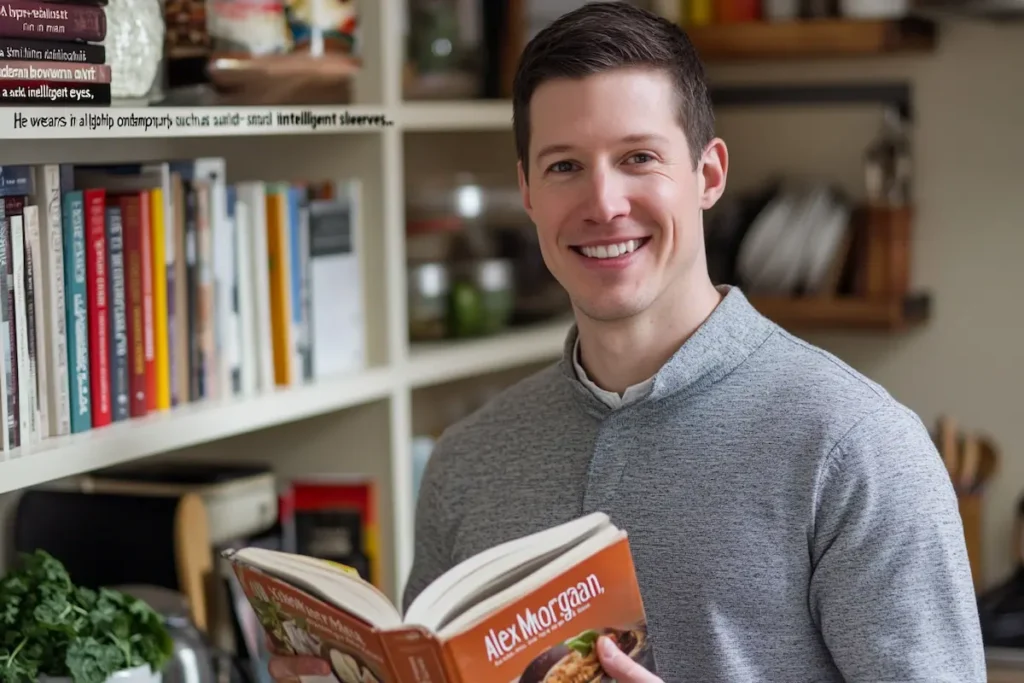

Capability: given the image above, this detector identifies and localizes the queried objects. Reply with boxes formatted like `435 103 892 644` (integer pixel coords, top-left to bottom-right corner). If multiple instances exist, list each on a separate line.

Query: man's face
518 67 726 323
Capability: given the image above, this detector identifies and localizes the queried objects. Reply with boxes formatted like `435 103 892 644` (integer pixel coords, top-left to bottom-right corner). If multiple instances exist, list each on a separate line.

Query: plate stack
0 0 111 107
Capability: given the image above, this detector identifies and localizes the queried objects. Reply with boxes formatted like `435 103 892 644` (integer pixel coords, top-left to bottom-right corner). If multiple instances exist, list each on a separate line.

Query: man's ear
698 138 729 211
517 160 534 219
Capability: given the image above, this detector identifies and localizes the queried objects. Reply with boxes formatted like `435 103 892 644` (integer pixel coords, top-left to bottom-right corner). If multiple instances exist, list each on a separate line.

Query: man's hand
268 655 331 683
597 635 663 682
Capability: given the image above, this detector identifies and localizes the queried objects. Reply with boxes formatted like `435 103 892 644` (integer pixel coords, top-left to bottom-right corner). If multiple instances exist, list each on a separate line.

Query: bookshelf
0 0 934 605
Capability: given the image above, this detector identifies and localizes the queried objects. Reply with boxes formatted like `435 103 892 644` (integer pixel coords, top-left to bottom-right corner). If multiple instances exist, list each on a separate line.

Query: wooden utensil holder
850 203 913 299
958 492 984 592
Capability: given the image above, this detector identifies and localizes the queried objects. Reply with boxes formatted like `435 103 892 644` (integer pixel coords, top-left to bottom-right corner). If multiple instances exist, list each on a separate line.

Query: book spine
62 190 90 433
121 195 146 418
24 204 44 440
84 188 109 428
148 188 169 411
0 0 107 42
0 165 32 197
139 190 156 412
0 60 110 83
11 214 32 444
41 164 69 437
184 181 198 401
379 630 455 683
2 197 22 449
0 37 105 64
105 203 127 422
0 80 110 105
196 183 214 400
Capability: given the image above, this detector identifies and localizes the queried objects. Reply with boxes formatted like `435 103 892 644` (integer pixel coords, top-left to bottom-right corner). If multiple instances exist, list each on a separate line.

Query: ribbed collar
557 285 777 417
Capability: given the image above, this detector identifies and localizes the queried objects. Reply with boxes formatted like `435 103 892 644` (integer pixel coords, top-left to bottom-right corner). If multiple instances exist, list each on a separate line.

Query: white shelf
0 101 519 141
406 318 574 389
401 100 514 132
0 105 396 140
0 366 396 495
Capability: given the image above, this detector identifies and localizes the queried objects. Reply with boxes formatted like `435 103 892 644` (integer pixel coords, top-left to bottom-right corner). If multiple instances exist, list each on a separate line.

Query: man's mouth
571 237 649 260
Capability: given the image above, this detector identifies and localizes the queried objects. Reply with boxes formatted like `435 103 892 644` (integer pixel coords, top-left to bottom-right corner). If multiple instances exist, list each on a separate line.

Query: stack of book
0 0 110 106
0 160 366 454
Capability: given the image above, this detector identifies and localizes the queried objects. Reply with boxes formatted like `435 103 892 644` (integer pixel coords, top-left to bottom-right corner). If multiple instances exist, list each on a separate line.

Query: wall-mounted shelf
687 18 937 60
750 293 931 331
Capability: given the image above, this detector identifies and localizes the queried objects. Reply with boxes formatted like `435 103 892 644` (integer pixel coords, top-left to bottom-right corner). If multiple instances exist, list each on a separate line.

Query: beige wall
707 18 1024 588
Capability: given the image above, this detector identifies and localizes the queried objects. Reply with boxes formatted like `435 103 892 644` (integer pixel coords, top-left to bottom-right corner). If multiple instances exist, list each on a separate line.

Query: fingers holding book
596 635 663 683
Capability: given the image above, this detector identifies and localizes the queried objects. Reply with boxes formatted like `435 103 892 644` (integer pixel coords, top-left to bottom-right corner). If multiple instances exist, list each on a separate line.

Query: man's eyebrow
535 134 670 160
535 144 573 160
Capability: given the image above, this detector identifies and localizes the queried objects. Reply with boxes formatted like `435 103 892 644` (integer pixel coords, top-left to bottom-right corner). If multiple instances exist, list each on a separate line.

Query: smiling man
401 3 984 683
272 3 983 683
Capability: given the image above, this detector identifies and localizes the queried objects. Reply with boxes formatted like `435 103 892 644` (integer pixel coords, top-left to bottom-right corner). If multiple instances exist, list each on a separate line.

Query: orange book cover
224 513 654 683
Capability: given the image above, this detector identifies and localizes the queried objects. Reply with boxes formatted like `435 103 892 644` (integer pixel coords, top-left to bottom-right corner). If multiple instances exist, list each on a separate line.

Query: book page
231 560 396 683
443 536 655 682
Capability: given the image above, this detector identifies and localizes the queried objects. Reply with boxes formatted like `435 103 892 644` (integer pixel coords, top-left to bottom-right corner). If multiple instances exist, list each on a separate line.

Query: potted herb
0 549 174 683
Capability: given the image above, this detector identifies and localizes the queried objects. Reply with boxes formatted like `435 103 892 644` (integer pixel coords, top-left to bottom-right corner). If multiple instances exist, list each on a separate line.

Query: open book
223 511 654 683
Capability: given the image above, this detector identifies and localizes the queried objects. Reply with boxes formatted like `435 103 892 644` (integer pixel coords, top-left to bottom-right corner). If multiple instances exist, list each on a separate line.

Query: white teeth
579 239 641 259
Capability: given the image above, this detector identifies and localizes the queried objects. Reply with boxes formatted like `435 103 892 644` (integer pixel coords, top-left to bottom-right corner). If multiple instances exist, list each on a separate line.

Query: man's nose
584 168 630 225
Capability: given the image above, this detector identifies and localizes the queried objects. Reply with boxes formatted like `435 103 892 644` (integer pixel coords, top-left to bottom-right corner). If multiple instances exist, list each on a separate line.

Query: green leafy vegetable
0 550 174 683
566 629 600 656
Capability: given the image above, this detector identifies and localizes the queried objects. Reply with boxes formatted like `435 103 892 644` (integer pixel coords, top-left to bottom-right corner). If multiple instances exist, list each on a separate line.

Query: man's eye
628 153 653 164
549 161 576 173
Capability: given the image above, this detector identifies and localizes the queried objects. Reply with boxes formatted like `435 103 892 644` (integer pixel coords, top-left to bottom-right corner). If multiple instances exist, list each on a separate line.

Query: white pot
39 665 162 683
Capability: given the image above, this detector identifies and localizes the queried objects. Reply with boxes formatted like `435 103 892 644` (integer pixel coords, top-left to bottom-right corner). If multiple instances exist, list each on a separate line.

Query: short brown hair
512 2 715 180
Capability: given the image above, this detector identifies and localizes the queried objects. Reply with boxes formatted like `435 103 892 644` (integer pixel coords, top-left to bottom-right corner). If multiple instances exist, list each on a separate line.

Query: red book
0 0 107 42
118 193 147 418
138 190 156 412
83 188 110 428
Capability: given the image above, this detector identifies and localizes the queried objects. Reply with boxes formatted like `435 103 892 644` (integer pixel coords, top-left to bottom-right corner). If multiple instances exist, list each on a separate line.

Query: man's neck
575 279 723 394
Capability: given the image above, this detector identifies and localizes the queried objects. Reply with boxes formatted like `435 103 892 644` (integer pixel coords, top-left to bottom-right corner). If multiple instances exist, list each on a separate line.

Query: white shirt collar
572 338 655 409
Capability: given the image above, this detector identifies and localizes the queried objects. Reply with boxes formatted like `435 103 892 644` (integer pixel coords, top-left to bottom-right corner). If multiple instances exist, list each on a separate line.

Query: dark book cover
23 215 36 439
0 0 107 42
183 180 198 402
0 166 32 198
105 203 128 422
0 198 20 448
0 37 105 64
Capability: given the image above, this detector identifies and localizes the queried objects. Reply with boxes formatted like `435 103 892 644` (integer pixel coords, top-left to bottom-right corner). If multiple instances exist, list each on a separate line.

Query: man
272 3 984 682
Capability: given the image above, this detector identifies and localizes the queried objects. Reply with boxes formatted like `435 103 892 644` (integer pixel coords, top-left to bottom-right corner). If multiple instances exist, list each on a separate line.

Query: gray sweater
404 286 985 682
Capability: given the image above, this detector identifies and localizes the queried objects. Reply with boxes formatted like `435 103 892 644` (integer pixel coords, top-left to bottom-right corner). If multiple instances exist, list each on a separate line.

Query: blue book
0 166 33 198
62 191 91 434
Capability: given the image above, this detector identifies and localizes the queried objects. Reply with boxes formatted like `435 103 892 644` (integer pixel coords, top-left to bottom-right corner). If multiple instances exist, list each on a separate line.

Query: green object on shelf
449 281 483 337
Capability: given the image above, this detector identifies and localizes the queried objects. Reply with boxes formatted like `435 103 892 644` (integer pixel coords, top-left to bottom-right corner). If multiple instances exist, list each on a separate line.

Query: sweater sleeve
401 435 456 614
809 403 986 682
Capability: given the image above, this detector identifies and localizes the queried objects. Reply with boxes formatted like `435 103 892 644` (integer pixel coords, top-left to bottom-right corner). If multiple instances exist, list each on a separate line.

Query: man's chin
572 296 650 324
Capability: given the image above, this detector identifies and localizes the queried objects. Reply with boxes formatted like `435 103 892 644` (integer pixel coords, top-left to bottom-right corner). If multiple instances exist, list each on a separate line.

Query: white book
34 165 70 437
11 215 34 447
308 180 366 379
233 200 257 396
237 182 274 393
23 205 47 440
193 158 233 399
